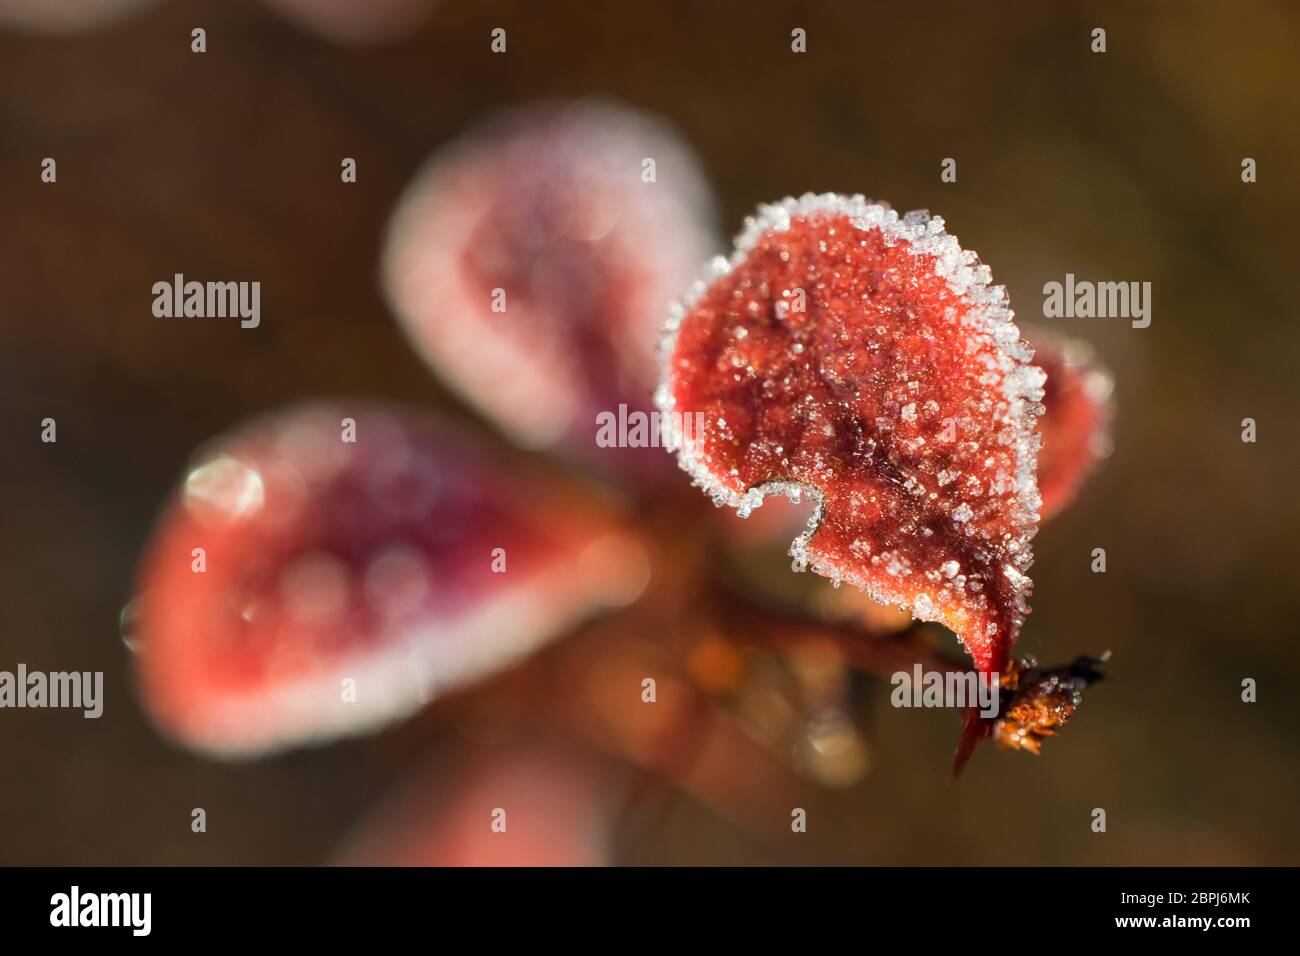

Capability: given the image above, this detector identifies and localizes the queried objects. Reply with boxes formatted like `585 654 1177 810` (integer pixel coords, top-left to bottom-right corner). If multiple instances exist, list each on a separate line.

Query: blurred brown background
1 0 1297 865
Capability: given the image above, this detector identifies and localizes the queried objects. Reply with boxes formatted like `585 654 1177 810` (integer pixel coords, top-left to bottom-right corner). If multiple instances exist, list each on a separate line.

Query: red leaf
130 403 646 756
659 195 1044 674
1025 328 1114 520
952 709 992 777
381 101 716 481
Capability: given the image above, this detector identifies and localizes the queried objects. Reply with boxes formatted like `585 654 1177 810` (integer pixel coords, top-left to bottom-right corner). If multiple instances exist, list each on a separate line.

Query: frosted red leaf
659 195 1045 674
1025 328 1113 520
130 403 646 756
382 101 715 479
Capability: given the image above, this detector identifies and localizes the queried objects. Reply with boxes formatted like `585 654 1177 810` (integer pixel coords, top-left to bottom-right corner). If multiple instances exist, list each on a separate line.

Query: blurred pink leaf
335 742 628 866
0 0 155 33
262 0 434 45
381 101 717 482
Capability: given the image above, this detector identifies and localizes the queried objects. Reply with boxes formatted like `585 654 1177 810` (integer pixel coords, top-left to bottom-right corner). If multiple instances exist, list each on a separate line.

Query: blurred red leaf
1026 328 1114 520
131 402 646 756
